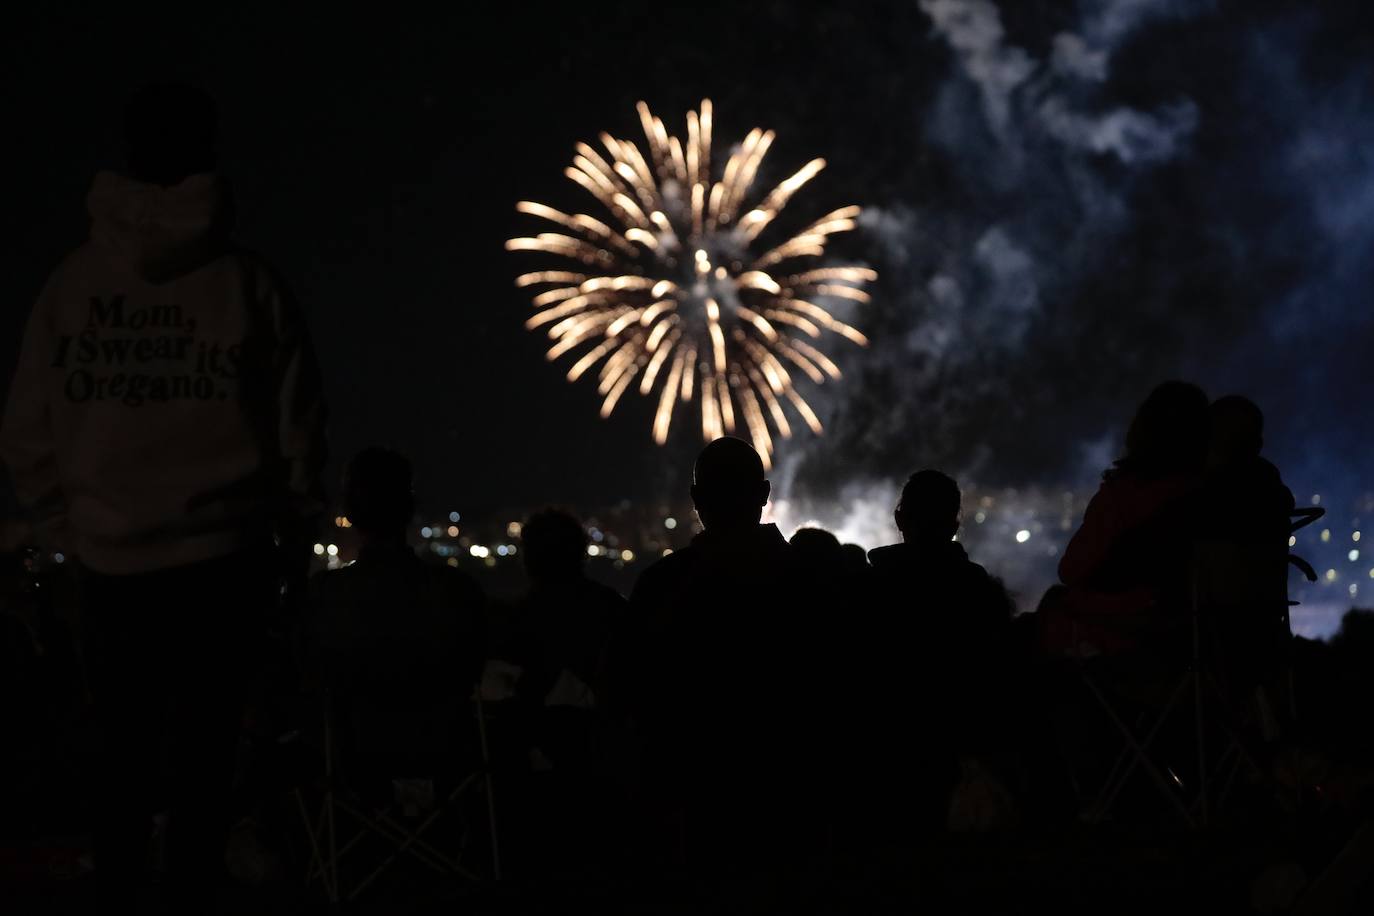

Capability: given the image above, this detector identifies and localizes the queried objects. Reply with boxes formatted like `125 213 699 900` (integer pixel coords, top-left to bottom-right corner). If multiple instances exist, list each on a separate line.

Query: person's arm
262 266 328 610
1058 482 1117 587
0 282 68 551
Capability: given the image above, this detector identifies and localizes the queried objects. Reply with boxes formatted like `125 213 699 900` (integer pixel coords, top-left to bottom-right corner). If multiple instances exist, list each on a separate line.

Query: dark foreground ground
6 814 1373 914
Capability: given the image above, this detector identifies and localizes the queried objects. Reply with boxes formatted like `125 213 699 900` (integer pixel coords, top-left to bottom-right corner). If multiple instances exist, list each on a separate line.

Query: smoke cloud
770 0 1374 631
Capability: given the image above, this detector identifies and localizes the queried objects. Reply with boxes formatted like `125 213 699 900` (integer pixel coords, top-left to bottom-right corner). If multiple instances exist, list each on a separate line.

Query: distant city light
470 545 490 558
507 544 518 555
1354 531 1362 542
497 545 509 556
1289 535 1297 547
662 548 674 556
449 511 461 523
53 553 65 564
664 517 677 530
420 527 433 538
507 521 522 538
975 511 986 524
447 557 459 568
587 545 600 557
1325 569 1338 583
590 528 604 542
1312 494 1322 505
1350 549 1360 563
622 549 636 562
1016 529 1031 543
313 543 325 556
1321 529 1331 542
326 544 339 557
1350 584 1359 598
447 525 460 537
335 516 351 528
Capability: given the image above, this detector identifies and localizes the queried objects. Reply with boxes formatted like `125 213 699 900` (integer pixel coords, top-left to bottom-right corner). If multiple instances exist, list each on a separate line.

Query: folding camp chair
293 685 501 903
1076 507 1323 828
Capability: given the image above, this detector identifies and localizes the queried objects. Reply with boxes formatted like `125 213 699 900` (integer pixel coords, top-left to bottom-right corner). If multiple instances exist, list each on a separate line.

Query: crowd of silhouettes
3 82 1373 910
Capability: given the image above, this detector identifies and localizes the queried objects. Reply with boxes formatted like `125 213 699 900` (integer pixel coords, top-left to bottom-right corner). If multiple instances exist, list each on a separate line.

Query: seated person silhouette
507 508 626 713
1201 395 1295 548
1045 381 1210 657
864 470 1014 833
308 448 486 784
1196 396 1297 720
616 436 812 869
496 509 629 872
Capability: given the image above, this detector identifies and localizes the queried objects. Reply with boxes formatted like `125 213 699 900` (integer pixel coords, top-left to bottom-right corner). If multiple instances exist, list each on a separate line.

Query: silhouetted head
521 509 588 585
840 543 870 573
342 448 414 541
1116 381 1209 478
1332 609 1374 657
895 469 961 545
690 437 770 532
123 82 218 186
789 527 844 575
1209 395 1264 467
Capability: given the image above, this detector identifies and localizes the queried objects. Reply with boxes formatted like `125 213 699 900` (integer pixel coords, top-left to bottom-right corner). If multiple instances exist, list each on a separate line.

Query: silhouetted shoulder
965 557 997 586
432 561 485 605
629 547 695 602
866 544 901 567
583 576 630 606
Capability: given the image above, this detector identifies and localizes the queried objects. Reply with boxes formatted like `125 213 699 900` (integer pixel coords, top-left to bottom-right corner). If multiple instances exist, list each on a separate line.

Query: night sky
4 1 1373 521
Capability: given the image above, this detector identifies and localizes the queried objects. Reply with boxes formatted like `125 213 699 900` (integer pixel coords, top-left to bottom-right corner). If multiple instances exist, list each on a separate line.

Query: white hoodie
1 171 327 574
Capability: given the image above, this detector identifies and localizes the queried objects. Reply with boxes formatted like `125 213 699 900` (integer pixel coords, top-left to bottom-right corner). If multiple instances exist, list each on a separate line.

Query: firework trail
507 100 874 467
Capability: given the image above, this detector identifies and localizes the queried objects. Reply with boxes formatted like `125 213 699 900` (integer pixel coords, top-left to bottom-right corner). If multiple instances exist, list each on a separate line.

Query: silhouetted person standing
617 436 812 873
0 83 326 910
864 470 1014 836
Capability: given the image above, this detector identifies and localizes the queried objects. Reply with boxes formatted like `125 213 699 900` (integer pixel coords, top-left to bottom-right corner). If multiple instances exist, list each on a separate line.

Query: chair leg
340 773 487 899
323 709 340 902
1194 666 1209 826
476 693 502 881
1084 673 1196 827
294 789 339 903
346 803 452 900
1194 673 1269 815
1093 709 1152 813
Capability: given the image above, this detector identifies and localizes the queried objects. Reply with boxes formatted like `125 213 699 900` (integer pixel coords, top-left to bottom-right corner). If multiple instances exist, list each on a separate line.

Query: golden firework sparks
507 100 874 467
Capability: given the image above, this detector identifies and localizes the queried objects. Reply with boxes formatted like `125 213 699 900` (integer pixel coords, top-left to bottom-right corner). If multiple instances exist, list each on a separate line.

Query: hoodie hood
87 171 230 283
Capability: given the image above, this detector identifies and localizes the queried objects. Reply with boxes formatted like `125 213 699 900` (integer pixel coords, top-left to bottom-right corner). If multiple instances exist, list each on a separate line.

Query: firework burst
506 100 874 468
